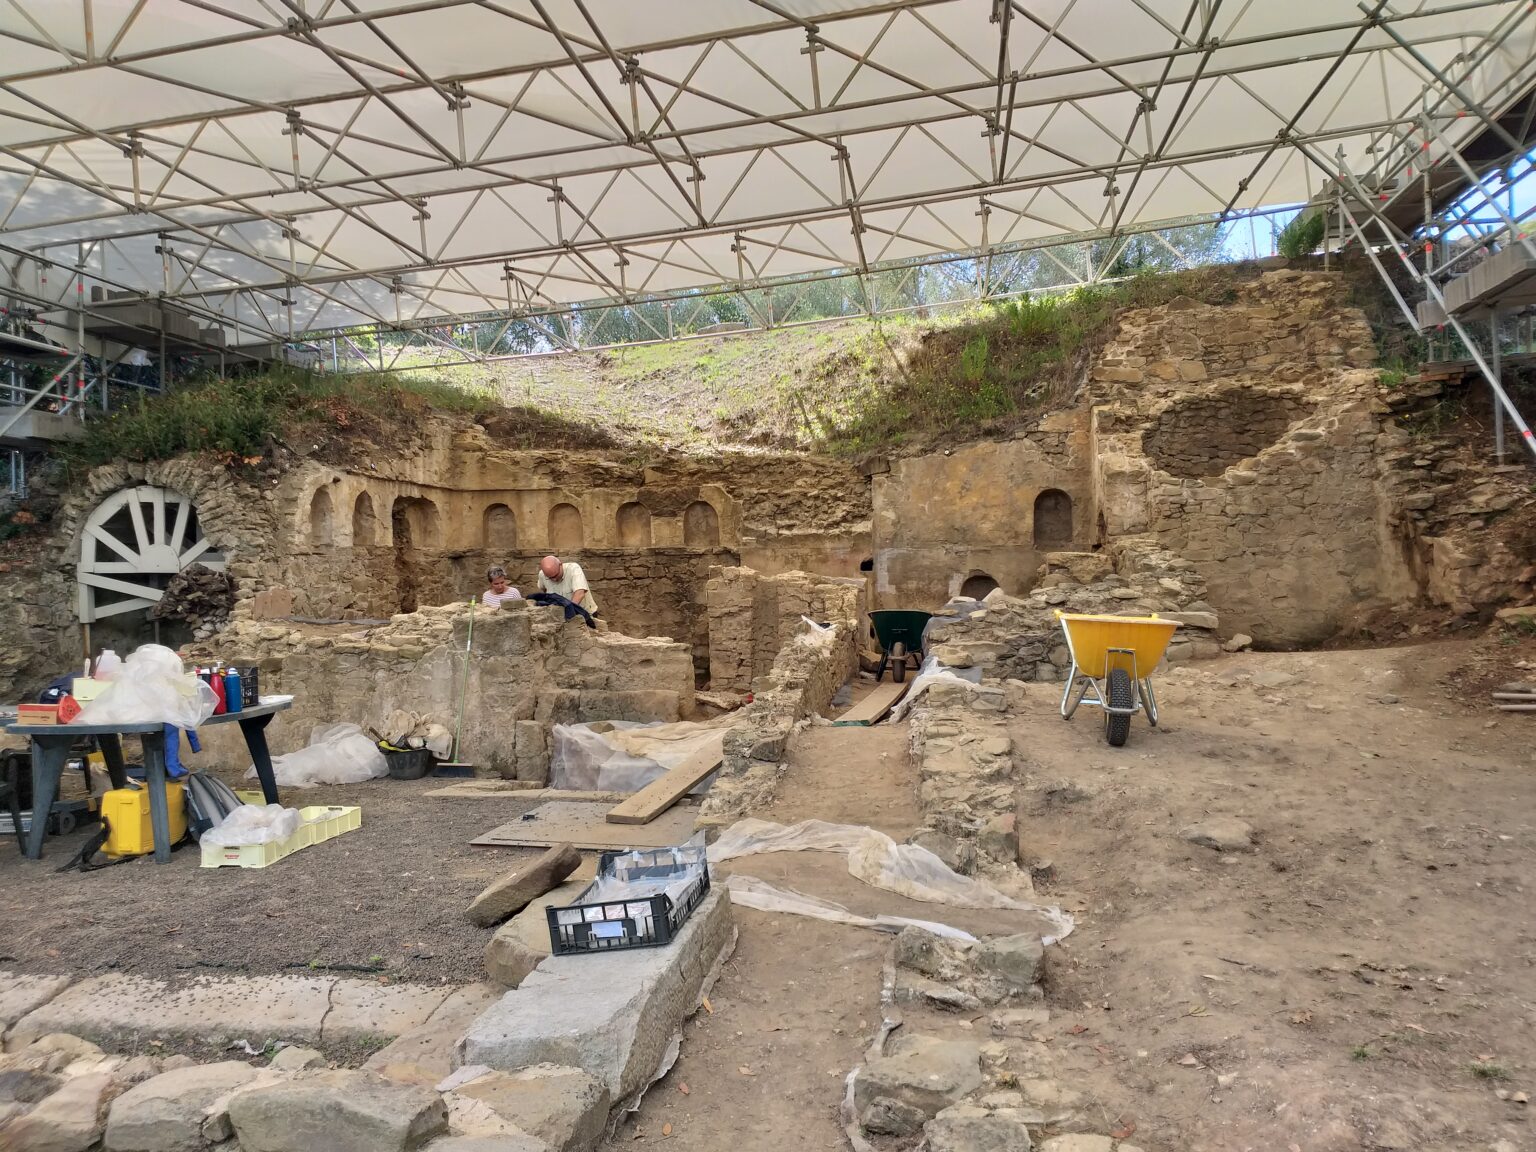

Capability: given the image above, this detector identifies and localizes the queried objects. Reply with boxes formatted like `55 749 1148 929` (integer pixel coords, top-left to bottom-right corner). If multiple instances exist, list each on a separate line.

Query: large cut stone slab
0 973 71 1030
458 889 733 1102
467 844 582 927
365 984 501 1088
453 1065 609 1152
9 974 467 1050
854 1035 982 1123
103 1060 262 1152
227 1069 447 1152
483 878 590 988
2 1070 121 1152
424 1137 551 1152
321 981 453 1045
925 1104 1034 1151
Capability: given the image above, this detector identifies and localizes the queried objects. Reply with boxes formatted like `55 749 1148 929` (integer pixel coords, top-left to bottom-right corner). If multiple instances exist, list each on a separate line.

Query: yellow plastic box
199 804 361 869
101 780 187 857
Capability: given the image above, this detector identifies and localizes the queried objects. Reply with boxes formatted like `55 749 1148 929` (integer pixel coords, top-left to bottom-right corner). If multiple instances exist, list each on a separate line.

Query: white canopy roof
2 0 1532 343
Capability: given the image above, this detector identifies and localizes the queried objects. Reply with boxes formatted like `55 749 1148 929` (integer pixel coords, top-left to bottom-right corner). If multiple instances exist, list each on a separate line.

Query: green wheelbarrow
869 610 934 683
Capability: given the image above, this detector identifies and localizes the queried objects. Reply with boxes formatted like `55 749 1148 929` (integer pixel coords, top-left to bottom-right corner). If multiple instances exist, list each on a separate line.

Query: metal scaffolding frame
0 0 1531 358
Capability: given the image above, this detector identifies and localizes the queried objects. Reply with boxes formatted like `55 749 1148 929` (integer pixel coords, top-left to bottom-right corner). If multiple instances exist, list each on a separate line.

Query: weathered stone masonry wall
705 566 868 693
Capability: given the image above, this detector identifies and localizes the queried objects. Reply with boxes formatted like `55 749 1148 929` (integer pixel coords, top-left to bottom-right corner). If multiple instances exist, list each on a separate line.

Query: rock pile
150 563 236 641
0 1029 617 1152
925 540 1218 683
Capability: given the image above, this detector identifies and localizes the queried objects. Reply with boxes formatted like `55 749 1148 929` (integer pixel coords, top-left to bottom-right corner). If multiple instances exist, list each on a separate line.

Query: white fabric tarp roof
1 0 1533 342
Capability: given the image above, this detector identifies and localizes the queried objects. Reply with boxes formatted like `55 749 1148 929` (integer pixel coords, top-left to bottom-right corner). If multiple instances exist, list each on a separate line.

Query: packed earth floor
1 644 1533 1152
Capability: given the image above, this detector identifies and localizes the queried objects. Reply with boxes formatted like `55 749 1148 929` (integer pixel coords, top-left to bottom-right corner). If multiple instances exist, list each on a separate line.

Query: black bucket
383 748 432 780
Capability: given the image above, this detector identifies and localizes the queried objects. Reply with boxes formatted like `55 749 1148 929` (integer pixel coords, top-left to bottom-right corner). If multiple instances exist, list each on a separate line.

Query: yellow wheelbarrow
1056 612 1181 746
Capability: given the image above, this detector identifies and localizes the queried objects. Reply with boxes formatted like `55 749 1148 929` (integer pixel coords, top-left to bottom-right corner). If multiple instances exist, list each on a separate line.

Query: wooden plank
606 733 726 826
471 800 699 850
425 783 629 802
832 680 910 726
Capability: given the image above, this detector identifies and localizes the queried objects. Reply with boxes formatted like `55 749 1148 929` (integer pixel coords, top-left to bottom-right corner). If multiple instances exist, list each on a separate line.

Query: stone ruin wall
1090 269 1418 646
705 566 868 693
188 601 694 781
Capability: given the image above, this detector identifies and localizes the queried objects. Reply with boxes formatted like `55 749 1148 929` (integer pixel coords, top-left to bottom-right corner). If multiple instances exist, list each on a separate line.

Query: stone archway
683 500 719 547
960 572 999 600
483 503 518 551
549 503 583 550
352 492 378 547
308 488 334 546
1033 489 1074 548
616 502 652 548
391 495 440 612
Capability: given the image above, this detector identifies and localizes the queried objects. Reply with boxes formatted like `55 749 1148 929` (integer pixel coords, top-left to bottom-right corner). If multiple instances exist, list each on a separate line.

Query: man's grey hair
486 565 508 583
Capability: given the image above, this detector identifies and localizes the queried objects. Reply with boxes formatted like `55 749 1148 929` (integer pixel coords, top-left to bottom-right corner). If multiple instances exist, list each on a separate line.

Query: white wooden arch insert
77 486 226 624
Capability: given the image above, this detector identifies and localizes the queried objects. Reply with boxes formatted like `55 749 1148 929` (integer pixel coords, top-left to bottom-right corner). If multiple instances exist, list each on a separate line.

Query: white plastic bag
202 803 301 847
723 874 978 941
709 818 1073 942
73 644 217 728
250 722 387 787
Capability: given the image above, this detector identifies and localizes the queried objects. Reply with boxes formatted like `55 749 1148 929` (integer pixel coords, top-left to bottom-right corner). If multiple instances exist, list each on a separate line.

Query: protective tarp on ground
549 720 729 793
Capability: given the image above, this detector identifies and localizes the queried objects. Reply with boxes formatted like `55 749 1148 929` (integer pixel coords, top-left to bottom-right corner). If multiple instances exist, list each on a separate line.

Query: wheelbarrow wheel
890 641 907 683
1104 667 1133 747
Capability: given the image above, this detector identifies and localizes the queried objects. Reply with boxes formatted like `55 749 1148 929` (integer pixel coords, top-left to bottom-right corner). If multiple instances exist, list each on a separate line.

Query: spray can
223 667 243 714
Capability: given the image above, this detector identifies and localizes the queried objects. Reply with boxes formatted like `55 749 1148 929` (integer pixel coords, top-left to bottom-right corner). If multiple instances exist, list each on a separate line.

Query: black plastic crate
546 845 710 956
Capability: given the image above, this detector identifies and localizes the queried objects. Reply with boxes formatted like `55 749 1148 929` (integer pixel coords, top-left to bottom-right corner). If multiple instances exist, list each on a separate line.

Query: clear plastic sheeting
886 653 982 724
723 874 977 942
709 819 1073 943
249 722 387 788
201 803 300 847
73 644 217 729
549 721 726 793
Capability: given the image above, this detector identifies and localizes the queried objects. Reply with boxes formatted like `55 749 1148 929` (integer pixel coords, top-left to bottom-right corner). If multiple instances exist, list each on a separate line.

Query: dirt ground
0 774 557 984
4 641 1534 1152
613 641 1536 1152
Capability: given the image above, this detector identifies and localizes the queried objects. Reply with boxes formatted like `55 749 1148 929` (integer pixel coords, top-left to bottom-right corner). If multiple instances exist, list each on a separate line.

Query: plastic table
3 698 292 864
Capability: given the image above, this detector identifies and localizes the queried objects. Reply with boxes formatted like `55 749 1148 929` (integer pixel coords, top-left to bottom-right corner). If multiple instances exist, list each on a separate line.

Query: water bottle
210 665 227 715
94 649 122 680
223 667 243 714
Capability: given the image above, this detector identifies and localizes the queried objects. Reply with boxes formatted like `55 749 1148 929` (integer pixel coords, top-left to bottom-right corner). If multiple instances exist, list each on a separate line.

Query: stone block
322 982 453 1046
978 814 1018 864
2 1070 119 1152
924 1104 1035 1151
365 985 501 1089
853 1035 982 1122
467 845 583 928
483 935 544 991
907 829 975 876
250 588 295 620
452 1065 609 1152
0 974 71 1031
459 889 734 1102
972 935 1043 992
227 1070 448 1152
1179 817 1254 853
268 1046 325 1072
104 1061 261 1152
514 722 548 784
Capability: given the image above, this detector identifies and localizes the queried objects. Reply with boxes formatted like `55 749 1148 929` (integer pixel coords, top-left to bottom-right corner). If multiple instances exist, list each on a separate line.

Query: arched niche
352 492 378 547
549 502 584 551
960 572 999 600
683 500 719 547
1033 489 1074 548
308 488 334 546
483 503 518 551
616 502 652 548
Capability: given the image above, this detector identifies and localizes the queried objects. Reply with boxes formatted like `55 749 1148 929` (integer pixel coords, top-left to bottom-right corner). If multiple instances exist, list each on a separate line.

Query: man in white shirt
481 565 522 609
537 555 598 616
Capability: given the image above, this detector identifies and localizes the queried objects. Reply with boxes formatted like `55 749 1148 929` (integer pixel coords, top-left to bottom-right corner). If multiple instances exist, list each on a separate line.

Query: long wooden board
832 680 910 726
471 801 699 850
606 733 726 826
